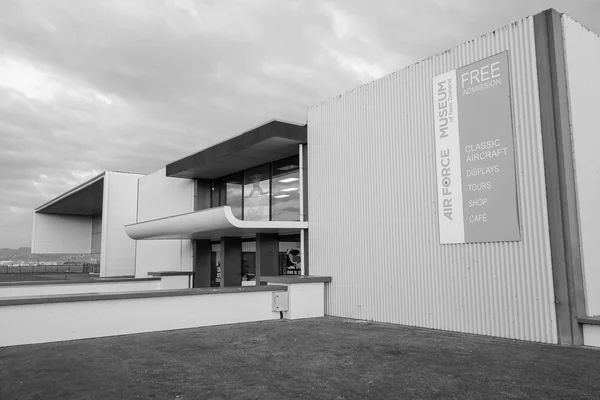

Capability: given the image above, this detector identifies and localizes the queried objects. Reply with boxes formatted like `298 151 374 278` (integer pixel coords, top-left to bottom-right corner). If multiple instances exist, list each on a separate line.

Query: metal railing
0 263 101 282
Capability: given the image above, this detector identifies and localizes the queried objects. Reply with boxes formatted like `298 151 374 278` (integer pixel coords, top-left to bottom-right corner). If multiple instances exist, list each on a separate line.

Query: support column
534 9 585 346
301 229 309 276
220 237 241 287
255 233 279 284
300 143 308 222
194 240 211 288
300 143 309 276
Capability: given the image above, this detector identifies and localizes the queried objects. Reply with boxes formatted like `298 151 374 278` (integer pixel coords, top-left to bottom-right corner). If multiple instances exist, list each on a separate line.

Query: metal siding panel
308 16 557 343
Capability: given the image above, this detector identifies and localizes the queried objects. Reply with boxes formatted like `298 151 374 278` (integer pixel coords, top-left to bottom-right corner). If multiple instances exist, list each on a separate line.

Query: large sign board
433 51 520 244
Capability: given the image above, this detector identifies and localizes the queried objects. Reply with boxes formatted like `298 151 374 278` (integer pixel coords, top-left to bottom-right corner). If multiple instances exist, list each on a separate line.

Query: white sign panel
433 69 464 243
433 51 521 244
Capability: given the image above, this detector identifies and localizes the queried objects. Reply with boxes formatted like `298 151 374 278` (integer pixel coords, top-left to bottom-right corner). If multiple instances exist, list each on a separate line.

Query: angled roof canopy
166 119 307 180
125 206 308 240
35 173 105 215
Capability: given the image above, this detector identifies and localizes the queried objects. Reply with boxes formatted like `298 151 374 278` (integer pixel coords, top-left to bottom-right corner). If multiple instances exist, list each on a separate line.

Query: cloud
0 0 599 248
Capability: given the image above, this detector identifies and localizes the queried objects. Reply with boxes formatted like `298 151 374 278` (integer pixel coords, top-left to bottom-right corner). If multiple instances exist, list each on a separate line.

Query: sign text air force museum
433 51 520 244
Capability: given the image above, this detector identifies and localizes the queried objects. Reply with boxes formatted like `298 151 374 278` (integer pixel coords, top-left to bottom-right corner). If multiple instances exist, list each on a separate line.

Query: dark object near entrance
286 249 301 275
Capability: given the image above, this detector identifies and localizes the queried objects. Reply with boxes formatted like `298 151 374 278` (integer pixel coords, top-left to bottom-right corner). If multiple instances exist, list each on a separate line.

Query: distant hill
0 247 32 258
0 247 98 263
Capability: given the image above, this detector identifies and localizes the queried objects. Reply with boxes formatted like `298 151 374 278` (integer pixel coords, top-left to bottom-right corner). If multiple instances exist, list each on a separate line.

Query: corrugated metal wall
307 16 558 343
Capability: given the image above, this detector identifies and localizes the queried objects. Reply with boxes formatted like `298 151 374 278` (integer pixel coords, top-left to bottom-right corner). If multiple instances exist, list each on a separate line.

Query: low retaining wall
0 286 286 347
147 271 193 289
583 325 600 347
0 278 161 298
579 317 600 347
262 275 331 320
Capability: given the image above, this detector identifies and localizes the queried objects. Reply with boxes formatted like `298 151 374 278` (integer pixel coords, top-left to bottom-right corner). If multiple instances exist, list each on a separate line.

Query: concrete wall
91 214 102 260
0 289 283 347
0 280 160 298
267 282 325 320
307 16 558 343
583 325 600 347
31 213 92 254
100 172 143 277
135 168 195 278
159 275 193 289
562 16 600 319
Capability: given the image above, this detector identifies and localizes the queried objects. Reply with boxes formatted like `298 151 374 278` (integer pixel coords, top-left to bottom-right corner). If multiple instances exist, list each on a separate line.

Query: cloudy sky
1 0 599 249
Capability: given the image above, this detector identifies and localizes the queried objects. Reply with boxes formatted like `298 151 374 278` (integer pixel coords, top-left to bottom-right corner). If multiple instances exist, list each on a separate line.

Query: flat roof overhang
35 173 105 215
166 119 307 180
125 206 308 240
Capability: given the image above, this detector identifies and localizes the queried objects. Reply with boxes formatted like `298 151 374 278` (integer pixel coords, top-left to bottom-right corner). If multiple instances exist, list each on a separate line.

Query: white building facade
307 10 600 346
31 9 600 347
32 171 142 277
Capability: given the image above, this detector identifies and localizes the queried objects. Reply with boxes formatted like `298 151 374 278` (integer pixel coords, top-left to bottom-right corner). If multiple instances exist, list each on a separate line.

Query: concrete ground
1 317 599 399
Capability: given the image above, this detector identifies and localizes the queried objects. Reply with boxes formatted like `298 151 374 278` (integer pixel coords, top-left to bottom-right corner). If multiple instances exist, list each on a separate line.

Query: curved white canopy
125 206 307 240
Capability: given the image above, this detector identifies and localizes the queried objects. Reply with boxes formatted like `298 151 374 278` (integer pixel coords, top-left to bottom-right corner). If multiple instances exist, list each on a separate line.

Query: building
31 121 308 286
127 119 308 286
31 9 600 347
31 172 142 277
31 171 141 277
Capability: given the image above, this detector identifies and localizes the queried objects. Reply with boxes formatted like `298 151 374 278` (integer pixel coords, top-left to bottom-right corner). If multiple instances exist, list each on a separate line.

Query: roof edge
166 118 306 167
35 172 106 213
165 119 306 178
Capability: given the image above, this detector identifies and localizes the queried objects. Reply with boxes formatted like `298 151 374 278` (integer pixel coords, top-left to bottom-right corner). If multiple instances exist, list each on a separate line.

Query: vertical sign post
434 51 520 244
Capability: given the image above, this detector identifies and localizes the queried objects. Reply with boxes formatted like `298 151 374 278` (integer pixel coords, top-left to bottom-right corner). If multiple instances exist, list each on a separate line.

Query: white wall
135 168 195 278
267 282 325 320
0 290 282 347
583 325 600 348
158 275 192 289
0 280 160 298
31 213 92 254
563 16 600 318
100 172 143 277
307 16 558 343
91 214 102 259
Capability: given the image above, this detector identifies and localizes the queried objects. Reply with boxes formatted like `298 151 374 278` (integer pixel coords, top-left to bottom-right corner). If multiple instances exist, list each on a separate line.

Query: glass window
271 156 300 221
211 251 220 287
243 165 270 221
213 173 243 219
211 182 224 208
242 252 256 282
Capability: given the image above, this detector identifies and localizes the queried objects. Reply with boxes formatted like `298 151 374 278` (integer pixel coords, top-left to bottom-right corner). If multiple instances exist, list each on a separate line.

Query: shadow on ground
1 317 599 399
